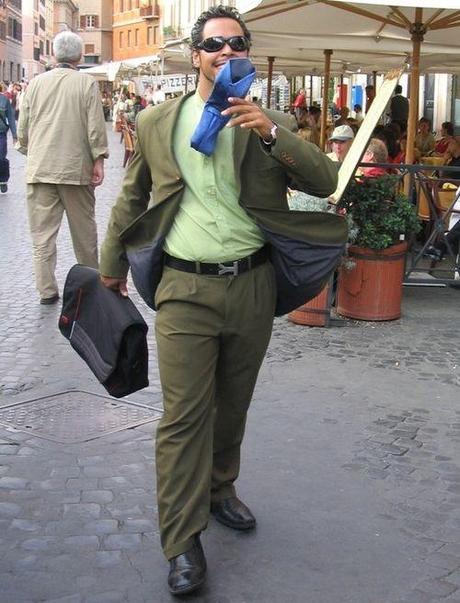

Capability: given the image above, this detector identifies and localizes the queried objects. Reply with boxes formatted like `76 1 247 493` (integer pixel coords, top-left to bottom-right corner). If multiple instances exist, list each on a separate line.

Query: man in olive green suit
100 5 345 596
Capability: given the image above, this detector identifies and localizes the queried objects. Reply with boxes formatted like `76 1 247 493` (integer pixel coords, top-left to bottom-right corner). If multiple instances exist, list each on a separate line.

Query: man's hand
222 97 274 141
100 275 128 297
91 157 105 187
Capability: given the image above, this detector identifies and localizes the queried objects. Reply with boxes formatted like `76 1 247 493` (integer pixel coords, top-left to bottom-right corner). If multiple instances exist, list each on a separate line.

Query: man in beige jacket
17 31 109 304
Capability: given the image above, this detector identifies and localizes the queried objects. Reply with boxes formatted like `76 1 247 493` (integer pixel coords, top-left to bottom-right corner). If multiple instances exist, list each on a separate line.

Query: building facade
0 2 7 81
112 0 161 62
22 0 52 80
2 0 23 82
52 0 78 34
161 0 236 41
77 0 112 65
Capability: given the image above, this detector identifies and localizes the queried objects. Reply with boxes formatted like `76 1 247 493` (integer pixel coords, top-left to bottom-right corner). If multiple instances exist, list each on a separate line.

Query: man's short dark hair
190 4 251 50
394 84 403 94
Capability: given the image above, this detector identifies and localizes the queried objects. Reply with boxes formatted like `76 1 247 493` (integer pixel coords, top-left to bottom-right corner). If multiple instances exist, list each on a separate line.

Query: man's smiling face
192 17 249 98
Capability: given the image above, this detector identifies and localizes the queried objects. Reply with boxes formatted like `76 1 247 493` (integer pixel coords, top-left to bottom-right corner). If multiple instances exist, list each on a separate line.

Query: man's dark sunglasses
196 35 250 53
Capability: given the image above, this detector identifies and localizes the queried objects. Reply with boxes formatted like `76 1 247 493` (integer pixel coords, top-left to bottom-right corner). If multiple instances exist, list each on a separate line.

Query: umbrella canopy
237 1 460 74
84 55 161 82
237 1 460 158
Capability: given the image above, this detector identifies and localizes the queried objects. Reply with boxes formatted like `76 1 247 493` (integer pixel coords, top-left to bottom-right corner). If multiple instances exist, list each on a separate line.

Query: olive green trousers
154 262 276 559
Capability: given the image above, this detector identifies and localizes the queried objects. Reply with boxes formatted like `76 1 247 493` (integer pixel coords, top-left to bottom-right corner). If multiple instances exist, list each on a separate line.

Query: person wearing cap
327 124 354 162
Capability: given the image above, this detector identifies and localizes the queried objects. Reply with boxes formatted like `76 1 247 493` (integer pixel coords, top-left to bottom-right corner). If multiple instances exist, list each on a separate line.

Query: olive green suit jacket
100 93 347 315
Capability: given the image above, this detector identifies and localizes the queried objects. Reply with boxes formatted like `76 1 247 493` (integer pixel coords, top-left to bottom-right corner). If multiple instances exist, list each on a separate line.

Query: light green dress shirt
164 92 265 262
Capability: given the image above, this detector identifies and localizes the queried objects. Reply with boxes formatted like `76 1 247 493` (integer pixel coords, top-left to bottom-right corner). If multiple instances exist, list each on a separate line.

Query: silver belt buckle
217 260 239 276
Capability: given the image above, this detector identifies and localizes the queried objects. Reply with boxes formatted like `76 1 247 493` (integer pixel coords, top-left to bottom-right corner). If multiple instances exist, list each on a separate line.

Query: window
39 40 43 55
85 44 95 54
46 39 49 55
8 17 22 41
84 55 99 64
154 26 158 44
134 28 139 46
34 22 38 35
119 31 123 47
33 47 40 61
0 21 5 41
119 0 124 11
127 30 131 47
147 26 153 46
39 15 45 30
85 15 99 29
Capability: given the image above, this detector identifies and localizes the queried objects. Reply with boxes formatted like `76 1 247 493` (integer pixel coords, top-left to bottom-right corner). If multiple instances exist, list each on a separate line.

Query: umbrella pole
406 8 425 167
266 56 274 109
320 49 332 151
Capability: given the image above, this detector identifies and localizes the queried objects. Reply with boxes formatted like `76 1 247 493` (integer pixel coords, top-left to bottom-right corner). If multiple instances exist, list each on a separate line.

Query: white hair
53 31 83 63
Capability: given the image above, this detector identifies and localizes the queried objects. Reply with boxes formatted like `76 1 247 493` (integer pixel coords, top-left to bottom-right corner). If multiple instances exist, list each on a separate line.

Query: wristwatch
262 123 278 145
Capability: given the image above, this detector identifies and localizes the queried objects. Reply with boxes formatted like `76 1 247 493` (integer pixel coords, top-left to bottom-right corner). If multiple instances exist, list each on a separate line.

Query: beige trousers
26 183 98 299
154 262 277 559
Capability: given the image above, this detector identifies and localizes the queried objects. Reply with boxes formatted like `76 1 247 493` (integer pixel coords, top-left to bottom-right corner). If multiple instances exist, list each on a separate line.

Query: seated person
358 138 389 178
434 121 454 155
327 125 354 162
415 117 436 157
345 117 359 135
392 134 406 164
335 106 350 126
424 138 460 262
374 125 401 163
440 137 460 181
353 104 363 123
305 106 321 147
425 220 460 262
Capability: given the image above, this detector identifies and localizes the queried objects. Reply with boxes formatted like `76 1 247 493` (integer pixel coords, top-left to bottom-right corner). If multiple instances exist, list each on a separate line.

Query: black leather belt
164 246 269 277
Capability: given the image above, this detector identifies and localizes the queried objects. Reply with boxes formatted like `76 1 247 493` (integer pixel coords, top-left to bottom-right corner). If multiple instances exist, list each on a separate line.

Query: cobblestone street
1 126 460 602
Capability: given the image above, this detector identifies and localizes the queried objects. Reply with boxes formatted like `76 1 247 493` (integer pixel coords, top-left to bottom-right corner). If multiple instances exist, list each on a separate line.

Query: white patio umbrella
237 1 460 156
84 55 162 82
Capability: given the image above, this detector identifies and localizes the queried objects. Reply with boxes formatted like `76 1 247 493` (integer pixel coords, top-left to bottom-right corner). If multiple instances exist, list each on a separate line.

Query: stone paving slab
0 126 460 601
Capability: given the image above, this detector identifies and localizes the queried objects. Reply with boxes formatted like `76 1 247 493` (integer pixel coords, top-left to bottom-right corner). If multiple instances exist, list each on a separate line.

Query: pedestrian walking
0 83 17 193
389 84 409 132
17 31 108 305
99 4 345 596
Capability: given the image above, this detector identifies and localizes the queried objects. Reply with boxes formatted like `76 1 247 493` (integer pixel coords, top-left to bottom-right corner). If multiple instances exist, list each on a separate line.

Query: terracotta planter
336 241 407 321
288 284 331 327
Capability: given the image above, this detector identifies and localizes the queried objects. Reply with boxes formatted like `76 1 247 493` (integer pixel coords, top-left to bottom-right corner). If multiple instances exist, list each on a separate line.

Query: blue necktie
191 58 256 156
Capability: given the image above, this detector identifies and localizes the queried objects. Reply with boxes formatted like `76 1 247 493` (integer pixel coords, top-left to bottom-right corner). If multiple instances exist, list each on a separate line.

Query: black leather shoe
168 535 206 596
211 496 256 530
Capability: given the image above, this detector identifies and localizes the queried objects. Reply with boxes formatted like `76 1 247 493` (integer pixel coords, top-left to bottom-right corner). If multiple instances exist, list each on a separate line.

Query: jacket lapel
233 124 251 177
150 93 194 205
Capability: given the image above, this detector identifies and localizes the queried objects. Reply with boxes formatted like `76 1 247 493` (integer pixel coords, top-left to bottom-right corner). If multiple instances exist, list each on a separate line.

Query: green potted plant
336 174 421 321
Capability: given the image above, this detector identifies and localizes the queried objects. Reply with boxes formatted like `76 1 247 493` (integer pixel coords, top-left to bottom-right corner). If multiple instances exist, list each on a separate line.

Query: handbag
58 265 149 398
